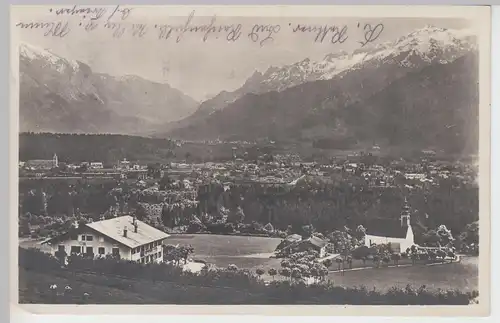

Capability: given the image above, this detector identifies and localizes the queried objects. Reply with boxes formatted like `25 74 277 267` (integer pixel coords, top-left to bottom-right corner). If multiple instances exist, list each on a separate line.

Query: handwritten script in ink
15 6 384 48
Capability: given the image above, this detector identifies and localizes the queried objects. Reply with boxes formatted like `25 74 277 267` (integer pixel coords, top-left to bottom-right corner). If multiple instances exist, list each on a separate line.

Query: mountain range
19 43 198 134
19 26 479 156
163 26 478 155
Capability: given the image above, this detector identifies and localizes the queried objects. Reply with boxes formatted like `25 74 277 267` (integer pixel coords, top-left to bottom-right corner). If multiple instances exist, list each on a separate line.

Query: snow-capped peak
19 42 79 72
257 27 475 91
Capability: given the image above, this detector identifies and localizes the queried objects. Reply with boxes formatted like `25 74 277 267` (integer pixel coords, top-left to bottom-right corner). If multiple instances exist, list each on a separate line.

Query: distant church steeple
400 197 411 227
53 153 58 168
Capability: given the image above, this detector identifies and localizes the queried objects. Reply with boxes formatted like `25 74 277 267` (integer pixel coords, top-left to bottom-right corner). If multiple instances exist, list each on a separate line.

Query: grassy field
327 256 479 292
167 234 283 270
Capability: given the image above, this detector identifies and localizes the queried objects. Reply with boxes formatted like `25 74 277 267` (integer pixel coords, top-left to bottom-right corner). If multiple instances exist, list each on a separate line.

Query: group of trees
19 133 177 164
193 173 477 243
275 250 330 283
162 244 195 265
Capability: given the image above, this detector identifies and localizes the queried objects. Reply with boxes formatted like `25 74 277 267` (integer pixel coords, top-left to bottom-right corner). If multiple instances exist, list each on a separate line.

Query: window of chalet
86 235 93 241
81 235 86 241
98 247 105 255
112 247 120 257
86 247 93 255
70 246 81 254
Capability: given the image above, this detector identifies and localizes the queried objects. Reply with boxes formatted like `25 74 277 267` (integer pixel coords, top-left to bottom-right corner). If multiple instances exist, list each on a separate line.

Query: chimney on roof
133 216 138 233
123 226 128 237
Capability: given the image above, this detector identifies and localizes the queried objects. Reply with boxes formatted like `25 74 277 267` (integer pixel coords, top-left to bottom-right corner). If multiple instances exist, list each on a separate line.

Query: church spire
400 197 411 227
53 153 58 168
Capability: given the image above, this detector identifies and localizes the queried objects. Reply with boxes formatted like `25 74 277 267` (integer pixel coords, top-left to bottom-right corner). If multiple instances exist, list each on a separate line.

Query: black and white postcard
9 5 491 316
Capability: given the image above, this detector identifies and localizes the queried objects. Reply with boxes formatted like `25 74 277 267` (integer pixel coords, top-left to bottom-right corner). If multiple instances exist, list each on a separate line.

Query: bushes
19 247 62 272
19 248 477 305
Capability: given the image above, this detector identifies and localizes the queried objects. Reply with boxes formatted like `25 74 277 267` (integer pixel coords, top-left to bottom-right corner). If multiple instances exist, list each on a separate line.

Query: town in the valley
18 137 479 304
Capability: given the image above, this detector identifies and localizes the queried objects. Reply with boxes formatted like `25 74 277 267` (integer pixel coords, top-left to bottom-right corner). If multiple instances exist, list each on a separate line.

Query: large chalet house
42 215 170 264
364 198 415 253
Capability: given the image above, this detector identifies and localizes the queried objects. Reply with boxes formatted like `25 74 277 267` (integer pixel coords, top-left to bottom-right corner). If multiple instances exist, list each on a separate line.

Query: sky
13 6 471 101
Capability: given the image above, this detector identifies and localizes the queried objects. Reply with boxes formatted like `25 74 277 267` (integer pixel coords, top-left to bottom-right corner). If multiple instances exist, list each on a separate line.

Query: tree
301 224 314 239
355 225 366 240
391 253 401 266
352 245 372 265
256 267 265 279
279 267 291 280
335 257 343 271
280 260 291 268
268 268 277 280
178 245 194 264
227 264 238 272
346 255 353 269
159 175 172 191
318 264 329 282
291 267 302 281
459 221 479 245
309 265 320 283
410 251 419 265
263 223 274 232
54 249 67 266
163 244 183 265
227 206 245 224
436 224 454 246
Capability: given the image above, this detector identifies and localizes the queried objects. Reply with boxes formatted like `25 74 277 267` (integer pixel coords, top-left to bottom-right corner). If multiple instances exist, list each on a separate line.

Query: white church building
364 198 415 253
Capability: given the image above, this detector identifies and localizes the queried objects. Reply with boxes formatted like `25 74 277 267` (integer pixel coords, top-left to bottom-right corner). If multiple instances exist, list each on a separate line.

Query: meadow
327 256 478 292
19 234 478 293
167 234 283 270
166 234 478 292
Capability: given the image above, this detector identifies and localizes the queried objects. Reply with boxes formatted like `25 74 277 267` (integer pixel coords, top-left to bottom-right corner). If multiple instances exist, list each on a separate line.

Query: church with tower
25 153 59 170
363 198 415 253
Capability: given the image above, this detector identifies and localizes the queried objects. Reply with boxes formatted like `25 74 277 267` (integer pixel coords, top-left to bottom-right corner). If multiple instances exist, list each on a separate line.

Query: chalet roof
86 215 169 249
302 236 328 248
365 218 410 239
285 234 302 242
